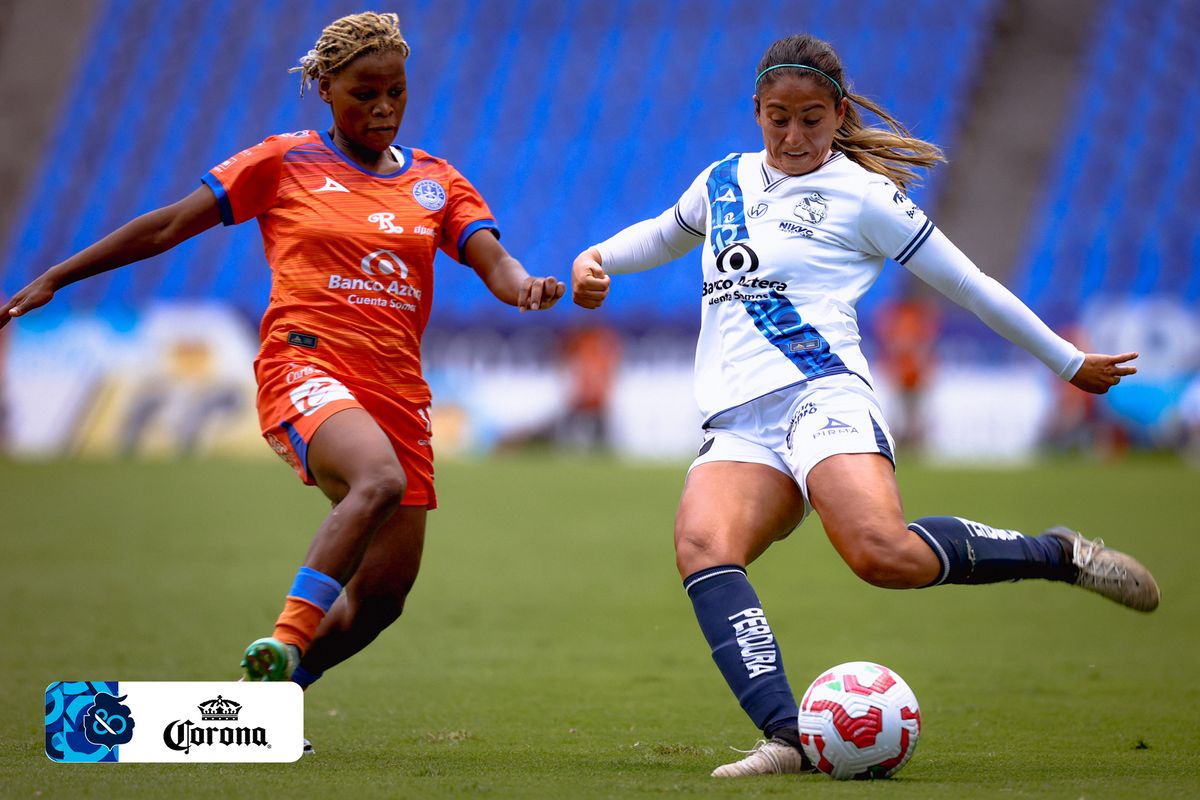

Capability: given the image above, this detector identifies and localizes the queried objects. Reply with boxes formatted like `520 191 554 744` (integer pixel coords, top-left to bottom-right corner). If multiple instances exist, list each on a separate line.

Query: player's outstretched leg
809 456 1160 612
908 517 1159 611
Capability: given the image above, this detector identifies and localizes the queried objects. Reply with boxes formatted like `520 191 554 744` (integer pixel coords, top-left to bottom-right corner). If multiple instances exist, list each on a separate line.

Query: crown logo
197 695 242 721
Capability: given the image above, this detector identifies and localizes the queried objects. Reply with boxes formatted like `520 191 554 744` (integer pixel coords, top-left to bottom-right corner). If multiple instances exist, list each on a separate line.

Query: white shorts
689 374 896 522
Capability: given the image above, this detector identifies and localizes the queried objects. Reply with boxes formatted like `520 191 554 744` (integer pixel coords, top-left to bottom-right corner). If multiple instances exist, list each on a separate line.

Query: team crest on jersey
793 192 828 225
412 179 446 211
715 242 759 273
748 202 768 219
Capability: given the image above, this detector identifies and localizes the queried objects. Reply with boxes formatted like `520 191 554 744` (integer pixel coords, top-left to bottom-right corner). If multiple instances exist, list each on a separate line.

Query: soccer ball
798 661 921 779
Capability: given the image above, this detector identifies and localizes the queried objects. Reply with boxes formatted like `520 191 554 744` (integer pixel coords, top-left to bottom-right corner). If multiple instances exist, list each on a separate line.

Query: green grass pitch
2 454 1197 798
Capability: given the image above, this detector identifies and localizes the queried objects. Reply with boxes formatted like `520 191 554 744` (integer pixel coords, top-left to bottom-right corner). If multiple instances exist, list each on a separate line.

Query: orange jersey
202 130 496 404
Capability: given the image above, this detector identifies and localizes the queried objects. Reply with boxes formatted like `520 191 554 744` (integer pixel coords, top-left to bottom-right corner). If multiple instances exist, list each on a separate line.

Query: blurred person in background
573 33 1156 778
0 11 563 742
872 290 939 450
1181 373 1200 467
557 323 622 450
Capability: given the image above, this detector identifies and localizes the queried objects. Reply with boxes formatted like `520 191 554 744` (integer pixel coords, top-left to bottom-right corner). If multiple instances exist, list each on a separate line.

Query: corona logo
198 696 241 722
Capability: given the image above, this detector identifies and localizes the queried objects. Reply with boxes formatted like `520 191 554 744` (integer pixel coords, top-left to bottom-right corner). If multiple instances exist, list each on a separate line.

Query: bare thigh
307 407 406 505
674 461 807 578
806 453 939 588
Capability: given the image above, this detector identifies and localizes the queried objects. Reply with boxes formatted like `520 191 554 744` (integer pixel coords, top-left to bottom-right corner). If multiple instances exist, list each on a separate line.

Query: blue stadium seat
1014 0 1200 321
3 0 997 328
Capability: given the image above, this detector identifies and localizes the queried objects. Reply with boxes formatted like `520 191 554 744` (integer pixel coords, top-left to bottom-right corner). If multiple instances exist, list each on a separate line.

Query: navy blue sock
684 565 798 740
290 664 324 689
908 516 1073 585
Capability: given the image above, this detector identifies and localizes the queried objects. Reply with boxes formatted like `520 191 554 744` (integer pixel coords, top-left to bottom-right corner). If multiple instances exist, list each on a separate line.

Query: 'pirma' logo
814 416 858 439
163 696 270 755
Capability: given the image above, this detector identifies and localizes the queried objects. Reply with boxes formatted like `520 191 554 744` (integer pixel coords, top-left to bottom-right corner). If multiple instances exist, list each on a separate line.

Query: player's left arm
902 229 1135 394
463 230 564 312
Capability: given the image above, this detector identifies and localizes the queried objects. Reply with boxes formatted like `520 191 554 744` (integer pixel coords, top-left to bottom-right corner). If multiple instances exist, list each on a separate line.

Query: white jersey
594 149 1084 426
673 150 931 423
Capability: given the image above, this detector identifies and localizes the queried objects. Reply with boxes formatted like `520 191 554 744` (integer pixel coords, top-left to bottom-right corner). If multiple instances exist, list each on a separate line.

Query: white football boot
1042 526 1160 611
711 738 811 777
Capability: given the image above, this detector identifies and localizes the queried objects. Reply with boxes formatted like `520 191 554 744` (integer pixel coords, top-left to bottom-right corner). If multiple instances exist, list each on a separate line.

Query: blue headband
754 63 844 98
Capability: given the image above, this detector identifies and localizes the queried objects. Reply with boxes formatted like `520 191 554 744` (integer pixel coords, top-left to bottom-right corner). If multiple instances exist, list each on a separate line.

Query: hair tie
755 63 844 98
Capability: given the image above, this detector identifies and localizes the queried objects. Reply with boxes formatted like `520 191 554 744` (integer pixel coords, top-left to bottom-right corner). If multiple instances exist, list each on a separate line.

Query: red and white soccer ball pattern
798 661 921 780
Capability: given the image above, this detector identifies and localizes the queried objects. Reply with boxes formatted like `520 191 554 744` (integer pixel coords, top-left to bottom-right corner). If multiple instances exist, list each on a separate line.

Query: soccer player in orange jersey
1 12 564 712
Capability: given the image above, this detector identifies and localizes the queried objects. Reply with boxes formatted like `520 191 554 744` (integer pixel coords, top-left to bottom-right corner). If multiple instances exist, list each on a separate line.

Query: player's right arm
0 185 221 328
573 165 710 310
571 247 611 310
572 207 705 309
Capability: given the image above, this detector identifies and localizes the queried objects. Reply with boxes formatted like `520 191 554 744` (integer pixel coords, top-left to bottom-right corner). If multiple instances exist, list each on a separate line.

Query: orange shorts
256 361 436 508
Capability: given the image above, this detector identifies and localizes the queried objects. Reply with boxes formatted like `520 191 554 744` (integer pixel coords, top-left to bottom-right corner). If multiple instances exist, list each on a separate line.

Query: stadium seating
1013 0 1200 324
2 0 997 328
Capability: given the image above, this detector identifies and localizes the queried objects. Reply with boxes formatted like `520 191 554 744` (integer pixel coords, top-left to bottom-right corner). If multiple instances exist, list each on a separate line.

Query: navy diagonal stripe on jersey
706 154 748 255
741 290 848 378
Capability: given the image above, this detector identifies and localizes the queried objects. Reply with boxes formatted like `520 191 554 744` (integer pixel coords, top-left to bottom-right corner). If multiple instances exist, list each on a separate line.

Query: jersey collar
320 129 414 178
759 149 845 190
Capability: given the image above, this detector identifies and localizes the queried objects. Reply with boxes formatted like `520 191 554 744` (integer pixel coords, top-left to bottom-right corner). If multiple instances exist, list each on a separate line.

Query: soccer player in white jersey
572 33 1159 778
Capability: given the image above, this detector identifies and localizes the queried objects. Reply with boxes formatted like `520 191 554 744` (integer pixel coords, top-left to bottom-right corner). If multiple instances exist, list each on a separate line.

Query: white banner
45 681 304 763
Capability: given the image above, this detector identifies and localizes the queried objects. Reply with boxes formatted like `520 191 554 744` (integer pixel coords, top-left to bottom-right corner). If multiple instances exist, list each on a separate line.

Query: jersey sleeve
438 166 498 265
673 164 711 239
201 136 293 226
856 179 935 265
592 165 708 274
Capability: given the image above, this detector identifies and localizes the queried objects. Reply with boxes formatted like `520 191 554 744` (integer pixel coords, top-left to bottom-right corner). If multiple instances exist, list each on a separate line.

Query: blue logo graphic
412 179 447 211
706 154 748 255
83 692 135 748
46 681 125 762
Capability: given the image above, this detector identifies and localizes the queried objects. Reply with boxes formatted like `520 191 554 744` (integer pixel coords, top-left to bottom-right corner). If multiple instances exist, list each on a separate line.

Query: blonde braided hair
290 12 411 97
